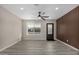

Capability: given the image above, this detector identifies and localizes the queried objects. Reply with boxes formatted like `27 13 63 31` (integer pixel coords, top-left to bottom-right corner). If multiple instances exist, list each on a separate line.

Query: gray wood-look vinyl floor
0 40 79 55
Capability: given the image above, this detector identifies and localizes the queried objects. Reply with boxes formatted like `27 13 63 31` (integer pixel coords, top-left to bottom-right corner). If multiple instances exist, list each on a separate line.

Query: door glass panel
48 24 52 34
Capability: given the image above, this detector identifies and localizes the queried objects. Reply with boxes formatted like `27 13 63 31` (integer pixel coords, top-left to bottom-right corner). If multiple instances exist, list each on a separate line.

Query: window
27 22 41 34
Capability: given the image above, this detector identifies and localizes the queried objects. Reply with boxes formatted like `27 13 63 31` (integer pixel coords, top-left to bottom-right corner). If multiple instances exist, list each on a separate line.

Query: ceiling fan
38 11 49 20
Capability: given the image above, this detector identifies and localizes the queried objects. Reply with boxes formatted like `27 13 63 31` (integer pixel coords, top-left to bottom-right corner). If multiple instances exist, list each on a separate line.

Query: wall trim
57 39 79 51
0 39 21 52
23 37 46 40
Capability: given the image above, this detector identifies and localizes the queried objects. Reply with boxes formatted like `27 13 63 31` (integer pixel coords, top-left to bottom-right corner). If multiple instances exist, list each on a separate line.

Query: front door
46 23 54 41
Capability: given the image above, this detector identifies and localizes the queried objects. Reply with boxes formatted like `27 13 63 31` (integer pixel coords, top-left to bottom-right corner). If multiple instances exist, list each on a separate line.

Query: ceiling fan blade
40 16 46 21
42 16 49 18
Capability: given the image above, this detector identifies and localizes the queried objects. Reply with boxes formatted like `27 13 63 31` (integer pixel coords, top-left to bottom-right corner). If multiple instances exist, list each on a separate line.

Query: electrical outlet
67 40 68 42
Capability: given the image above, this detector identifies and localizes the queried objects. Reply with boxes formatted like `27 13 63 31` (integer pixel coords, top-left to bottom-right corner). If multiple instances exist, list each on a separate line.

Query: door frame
46 23 54 41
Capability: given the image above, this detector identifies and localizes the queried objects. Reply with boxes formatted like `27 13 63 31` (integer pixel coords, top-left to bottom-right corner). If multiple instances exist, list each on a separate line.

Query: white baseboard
0 39 21 52
57 39 79 51
23 37 46 40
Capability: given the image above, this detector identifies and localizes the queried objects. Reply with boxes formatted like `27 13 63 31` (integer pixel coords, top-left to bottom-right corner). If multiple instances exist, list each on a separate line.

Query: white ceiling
1 4 79 20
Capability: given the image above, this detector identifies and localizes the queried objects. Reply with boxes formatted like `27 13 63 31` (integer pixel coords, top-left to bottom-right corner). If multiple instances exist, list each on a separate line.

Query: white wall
22 19 56 40
0 6 22 51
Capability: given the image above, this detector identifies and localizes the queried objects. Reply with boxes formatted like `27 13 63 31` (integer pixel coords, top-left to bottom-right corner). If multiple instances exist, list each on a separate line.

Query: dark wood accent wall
56 6 79 49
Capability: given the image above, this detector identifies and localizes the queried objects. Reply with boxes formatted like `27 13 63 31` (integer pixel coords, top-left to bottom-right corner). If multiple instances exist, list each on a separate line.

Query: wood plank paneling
56 6 79 49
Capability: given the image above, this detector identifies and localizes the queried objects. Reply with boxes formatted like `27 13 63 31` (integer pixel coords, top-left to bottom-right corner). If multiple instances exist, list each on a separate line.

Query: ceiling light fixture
20 8 24 10
56 7 59 10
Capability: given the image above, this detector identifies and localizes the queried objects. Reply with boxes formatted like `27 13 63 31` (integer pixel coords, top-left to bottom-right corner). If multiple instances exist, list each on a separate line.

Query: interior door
46 23 54 41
